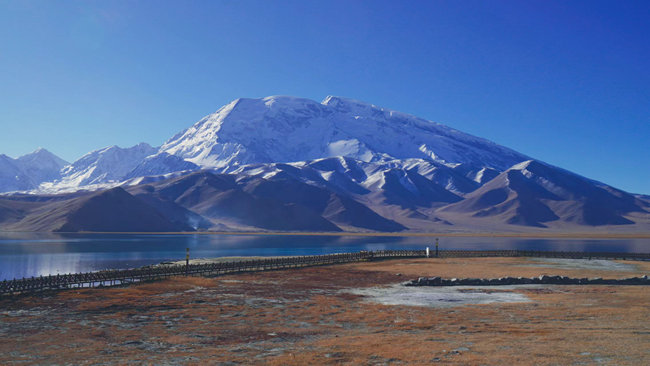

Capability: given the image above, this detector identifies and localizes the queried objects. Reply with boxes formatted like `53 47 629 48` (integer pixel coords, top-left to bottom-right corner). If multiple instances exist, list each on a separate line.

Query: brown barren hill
56 187 193 232
3 187 193 232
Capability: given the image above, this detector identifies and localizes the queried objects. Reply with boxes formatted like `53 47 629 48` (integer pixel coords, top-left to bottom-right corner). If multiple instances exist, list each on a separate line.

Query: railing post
185 247 190 276
435 238 439 257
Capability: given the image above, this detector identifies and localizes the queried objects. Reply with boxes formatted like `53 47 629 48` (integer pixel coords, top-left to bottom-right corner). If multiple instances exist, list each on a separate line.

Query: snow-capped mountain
0 148 68 192
17 148 69 183
22 95 531 192
439 160 646 228
1 95 648 232
124 152 199 181
31 144 200 194
56 143 158 188
160 96 529 171
0 154 31 192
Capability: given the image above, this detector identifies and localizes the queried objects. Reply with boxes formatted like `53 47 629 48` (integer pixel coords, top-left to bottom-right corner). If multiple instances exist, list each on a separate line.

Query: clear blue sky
1 0 648 194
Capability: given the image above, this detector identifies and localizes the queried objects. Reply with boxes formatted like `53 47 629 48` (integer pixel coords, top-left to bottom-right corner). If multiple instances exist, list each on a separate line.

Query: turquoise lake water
0 233 648 280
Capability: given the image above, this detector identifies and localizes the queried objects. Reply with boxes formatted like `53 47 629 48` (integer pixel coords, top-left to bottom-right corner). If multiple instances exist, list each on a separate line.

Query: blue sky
0 0 648 194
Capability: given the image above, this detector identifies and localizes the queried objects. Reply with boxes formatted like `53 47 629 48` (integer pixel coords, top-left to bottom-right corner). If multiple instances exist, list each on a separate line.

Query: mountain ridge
0 148 68 193
1 95 648 233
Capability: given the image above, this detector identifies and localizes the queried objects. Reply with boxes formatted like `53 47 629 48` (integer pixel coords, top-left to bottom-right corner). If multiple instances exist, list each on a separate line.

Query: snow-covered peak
0 148 69 193
321 95 381 114
161 95 530 171
26 147 48 155
501 159 614 201
1 95 534 195
58 143 157 187
24 147 48 156
507 160 576 180
17 148 68 168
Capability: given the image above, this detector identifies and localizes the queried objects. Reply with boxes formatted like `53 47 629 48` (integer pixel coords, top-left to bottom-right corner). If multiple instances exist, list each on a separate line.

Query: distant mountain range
1 96 649 233
0 148 68 192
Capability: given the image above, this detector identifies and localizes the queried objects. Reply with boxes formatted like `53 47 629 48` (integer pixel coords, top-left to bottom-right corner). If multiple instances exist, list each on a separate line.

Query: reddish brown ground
1 257 649 365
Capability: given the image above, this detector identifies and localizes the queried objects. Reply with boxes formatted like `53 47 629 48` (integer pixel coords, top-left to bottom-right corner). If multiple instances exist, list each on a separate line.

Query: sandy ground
1 257 649 365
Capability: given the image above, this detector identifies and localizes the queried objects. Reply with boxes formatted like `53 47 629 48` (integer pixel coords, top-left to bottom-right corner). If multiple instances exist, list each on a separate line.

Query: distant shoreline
3 230 649 239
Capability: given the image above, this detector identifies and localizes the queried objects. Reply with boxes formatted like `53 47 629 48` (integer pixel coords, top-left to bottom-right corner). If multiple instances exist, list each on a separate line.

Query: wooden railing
1 249 648 295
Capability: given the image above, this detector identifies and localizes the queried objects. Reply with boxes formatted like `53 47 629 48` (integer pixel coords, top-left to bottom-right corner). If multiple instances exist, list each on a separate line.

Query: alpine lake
0 232 648 281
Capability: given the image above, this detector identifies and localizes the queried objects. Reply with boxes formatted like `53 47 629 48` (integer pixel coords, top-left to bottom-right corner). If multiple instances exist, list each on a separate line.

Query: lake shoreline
2 230 650 239
2 232 648 281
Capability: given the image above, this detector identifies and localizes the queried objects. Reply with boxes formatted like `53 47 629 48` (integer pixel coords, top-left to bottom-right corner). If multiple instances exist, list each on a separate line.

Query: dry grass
351 256 650 279
0 257 648 365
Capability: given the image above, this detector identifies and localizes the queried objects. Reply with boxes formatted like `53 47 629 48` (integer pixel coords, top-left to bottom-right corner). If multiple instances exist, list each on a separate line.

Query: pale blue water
0 233 648 281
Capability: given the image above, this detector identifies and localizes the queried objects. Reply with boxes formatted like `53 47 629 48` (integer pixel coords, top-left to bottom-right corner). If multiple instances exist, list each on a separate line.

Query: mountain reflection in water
0 233 647 280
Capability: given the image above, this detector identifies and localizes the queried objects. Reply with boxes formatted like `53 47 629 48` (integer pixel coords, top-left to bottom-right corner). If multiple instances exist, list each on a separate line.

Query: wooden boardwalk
1 249 648 296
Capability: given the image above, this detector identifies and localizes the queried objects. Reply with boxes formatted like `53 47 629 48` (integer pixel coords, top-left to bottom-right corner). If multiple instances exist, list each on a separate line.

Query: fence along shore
2 249 649 296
